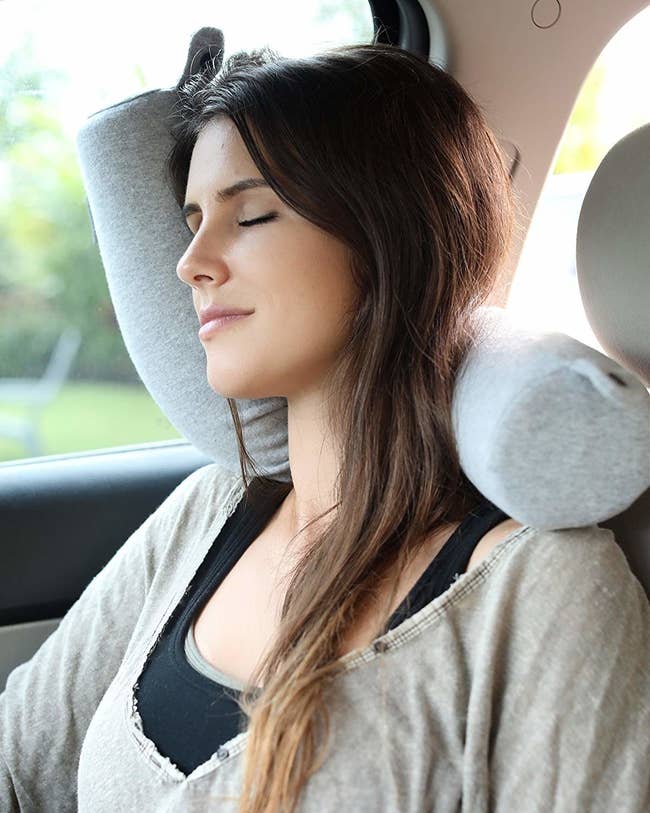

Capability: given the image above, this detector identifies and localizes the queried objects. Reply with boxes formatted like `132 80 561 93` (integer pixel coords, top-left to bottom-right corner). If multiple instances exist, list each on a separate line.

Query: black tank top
134 479 509 776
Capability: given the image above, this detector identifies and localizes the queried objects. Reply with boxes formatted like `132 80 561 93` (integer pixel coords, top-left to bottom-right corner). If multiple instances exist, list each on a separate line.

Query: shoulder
143 462 242 540
468 524 650 698
468 519 640 594
495 523 650 631
168 462 240 506
522 523 640 587
465 517 526 573
463 520 649 633
135 463 243 577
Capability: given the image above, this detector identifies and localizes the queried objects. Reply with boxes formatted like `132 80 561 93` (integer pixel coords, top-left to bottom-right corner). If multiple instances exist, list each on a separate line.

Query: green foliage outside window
0 4 638 461
1 47 139 383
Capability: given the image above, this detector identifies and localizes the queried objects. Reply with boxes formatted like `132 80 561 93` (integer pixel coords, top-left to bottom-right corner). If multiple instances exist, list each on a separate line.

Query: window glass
507 7 650 353
0 0 375 464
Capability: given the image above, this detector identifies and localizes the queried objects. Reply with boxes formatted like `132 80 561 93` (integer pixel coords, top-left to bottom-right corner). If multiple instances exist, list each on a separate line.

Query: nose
176 237 225 290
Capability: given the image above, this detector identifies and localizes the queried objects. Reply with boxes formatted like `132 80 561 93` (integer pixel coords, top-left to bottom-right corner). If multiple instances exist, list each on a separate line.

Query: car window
507 6 650 352
0 0 375 465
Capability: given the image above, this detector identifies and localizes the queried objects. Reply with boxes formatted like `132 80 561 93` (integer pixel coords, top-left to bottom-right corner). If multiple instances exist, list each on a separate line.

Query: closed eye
183 213 278 236
239 213 278 227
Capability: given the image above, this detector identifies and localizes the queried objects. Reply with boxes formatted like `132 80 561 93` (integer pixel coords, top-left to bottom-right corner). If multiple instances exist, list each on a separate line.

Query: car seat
575 120 650 598
74 27 650 596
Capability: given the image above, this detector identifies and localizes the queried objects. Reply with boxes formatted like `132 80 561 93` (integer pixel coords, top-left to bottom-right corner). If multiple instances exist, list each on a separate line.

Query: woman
152 40 650 813
163 40 516 809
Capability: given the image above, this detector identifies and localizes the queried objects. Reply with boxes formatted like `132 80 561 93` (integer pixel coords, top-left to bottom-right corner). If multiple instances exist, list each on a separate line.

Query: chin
205 370 273 401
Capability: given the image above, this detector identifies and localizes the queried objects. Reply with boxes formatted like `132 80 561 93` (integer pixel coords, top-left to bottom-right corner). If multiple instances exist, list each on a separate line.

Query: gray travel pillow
74 27 650 531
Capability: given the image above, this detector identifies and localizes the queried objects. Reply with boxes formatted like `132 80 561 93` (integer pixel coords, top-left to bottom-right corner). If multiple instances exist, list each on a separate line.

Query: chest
191 521 290 688
192 517 468 689
192 514 522 689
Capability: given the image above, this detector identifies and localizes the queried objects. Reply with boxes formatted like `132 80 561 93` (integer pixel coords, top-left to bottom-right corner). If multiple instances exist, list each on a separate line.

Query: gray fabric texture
2 463 649 812
76 89 293 486
577 121 650 386
453 307 650 528
74 89 650 529
573 118 650 603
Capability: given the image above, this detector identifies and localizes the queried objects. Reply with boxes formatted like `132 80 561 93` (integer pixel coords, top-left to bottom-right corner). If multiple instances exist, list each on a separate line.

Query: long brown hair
165 36 515 813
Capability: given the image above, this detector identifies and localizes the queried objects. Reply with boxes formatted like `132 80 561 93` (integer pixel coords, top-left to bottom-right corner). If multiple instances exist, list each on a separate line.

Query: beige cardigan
2 462 649 812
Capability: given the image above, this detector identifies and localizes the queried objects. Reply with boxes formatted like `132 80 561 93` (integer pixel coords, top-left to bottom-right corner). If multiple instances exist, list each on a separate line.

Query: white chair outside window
0 326 82 457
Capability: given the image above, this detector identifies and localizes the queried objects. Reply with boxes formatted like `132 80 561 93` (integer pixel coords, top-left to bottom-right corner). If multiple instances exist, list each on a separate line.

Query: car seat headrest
577 122 650 387
576 120 650 598
74 26 650 531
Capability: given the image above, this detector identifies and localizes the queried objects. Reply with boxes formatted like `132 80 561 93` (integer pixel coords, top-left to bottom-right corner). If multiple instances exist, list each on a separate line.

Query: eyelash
184 213 277 235
239 213 278 228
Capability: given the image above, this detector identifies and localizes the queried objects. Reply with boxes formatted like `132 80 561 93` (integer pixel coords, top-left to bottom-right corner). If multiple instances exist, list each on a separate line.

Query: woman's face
176 115 358 401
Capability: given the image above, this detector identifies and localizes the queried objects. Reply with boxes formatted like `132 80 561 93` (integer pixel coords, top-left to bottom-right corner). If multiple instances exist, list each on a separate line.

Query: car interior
1 0 649 719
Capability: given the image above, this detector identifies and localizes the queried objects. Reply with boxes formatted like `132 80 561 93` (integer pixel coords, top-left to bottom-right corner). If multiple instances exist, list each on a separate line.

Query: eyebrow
181 177 270 219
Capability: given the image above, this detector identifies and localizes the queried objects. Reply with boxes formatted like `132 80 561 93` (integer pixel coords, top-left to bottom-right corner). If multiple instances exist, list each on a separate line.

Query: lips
199 304 254 326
